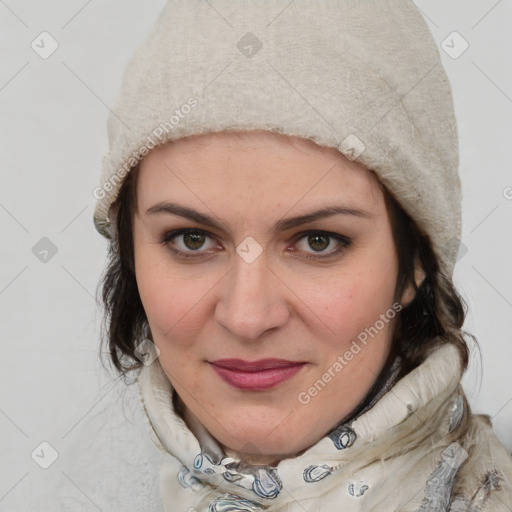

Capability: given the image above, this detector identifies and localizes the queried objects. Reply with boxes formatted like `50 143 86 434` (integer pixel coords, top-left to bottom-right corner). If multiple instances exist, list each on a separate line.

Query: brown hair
96 146 479 409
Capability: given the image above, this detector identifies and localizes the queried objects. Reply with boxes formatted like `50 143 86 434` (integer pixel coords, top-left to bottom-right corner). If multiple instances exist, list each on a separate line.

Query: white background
1 1 511 510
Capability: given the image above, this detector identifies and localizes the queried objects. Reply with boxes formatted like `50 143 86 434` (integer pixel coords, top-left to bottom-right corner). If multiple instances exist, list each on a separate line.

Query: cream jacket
137 343 512 511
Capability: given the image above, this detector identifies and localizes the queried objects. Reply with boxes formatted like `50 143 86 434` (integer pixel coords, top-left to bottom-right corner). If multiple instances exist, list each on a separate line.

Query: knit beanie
92 0 462 278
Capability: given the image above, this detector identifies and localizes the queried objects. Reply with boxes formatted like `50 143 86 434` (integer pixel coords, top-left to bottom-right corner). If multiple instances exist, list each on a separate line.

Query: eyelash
159 228 351 261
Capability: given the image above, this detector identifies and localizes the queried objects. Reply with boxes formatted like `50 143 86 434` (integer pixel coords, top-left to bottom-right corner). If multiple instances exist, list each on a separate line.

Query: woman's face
132 130 417 465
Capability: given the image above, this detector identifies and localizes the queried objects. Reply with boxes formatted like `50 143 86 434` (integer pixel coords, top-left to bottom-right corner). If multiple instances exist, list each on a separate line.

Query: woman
93 1 512 510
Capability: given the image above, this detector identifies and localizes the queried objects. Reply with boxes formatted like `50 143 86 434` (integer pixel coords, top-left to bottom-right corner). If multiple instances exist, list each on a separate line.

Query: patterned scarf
137 342 475 511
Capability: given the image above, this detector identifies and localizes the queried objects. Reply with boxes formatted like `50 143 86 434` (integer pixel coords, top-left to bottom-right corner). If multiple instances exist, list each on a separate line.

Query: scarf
137 342 512 511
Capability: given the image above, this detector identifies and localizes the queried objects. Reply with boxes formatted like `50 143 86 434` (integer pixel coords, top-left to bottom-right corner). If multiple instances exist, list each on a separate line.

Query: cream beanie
93 0 462 278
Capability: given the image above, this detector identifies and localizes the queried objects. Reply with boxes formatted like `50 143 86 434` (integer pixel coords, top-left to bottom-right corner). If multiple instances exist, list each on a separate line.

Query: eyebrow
145 201 375 233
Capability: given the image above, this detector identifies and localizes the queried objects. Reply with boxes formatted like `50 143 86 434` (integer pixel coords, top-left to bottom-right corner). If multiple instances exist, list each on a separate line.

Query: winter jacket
137 342 512 511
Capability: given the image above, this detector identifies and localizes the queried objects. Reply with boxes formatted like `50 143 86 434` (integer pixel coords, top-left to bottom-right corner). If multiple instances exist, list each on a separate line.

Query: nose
214 254 290 341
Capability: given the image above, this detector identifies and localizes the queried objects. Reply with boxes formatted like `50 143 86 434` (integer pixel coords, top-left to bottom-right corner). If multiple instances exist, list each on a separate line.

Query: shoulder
451 413 512 511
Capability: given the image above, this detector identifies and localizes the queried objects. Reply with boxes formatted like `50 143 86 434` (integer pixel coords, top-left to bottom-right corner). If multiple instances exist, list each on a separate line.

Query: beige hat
93 0 462 277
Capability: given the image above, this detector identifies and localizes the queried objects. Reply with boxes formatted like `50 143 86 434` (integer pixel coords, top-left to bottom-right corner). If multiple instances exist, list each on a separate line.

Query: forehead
136 130 384 211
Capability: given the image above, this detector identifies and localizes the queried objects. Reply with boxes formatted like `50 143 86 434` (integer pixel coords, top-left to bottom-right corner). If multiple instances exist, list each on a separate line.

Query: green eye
293 231 351 260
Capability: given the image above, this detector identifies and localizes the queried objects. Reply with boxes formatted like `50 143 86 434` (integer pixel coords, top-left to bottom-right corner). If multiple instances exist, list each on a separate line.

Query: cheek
134 246 213 346
304 260 397 339
135 246 178 333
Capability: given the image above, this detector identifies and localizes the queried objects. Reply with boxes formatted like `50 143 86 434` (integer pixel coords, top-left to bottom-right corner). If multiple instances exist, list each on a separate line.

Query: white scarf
136 342 504 511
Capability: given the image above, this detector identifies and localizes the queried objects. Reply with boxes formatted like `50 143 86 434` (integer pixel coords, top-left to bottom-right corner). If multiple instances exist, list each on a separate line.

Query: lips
209 358 306 390
209 358 304 372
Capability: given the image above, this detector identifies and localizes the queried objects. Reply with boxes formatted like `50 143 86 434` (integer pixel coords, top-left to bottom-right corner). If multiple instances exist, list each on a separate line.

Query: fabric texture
137 342 512 511
93 0 462 278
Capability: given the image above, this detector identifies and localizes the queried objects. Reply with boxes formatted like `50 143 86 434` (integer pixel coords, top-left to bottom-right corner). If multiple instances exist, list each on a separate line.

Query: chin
214 420 305 459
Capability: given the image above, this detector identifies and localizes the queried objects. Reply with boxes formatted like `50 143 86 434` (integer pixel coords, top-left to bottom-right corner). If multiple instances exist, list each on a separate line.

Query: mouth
209 358 307 390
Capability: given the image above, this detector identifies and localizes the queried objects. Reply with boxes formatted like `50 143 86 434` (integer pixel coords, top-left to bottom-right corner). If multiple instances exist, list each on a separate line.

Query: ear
399 256 426 308
107 202 120 241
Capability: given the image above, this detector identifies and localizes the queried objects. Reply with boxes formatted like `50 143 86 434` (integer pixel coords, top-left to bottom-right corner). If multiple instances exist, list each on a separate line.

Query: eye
292 230 351 260
160 228 219 259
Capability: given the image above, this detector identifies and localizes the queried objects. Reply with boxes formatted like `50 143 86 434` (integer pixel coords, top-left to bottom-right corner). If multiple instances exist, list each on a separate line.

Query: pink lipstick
209 358 306 390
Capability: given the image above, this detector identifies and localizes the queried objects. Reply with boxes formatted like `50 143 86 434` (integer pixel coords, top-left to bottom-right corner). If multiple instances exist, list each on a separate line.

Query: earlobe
400 283 415 309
